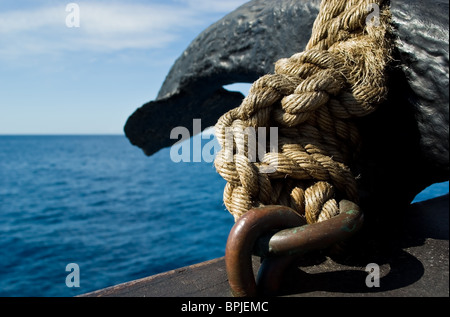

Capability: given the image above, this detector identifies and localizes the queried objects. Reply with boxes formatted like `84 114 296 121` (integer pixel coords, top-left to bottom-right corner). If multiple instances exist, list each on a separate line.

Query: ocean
0 135 448 297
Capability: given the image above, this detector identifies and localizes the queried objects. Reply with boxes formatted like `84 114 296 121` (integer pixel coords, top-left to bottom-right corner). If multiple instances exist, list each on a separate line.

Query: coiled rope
214 0 393 224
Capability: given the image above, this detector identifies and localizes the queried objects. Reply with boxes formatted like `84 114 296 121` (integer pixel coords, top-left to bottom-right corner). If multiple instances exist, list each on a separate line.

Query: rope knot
214 0 392 224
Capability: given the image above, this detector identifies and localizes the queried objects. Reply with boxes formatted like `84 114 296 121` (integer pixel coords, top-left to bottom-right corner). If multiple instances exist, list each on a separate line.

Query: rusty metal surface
257 200 363 257
225 200 363 296
225 205 305 297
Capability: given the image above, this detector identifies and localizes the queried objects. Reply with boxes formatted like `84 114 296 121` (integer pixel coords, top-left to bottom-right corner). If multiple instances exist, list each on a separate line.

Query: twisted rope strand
214 0 392 222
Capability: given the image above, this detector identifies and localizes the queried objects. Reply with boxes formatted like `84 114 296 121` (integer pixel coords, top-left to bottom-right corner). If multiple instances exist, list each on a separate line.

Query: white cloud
0 6 62 33
0 0 249 59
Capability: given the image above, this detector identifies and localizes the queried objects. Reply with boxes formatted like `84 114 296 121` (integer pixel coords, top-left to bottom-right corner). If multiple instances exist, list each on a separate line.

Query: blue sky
0 0 250 134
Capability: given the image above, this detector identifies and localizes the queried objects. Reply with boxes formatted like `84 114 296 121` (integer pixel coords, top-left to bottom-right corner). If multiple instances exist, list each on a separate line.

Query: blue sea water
0 135 233 297
0 135 448 297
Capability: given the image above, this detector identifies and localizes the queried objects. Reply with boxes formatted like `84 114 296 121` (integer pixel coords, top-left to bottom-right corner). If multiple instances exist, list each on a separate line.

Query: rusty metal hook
225 205 306 297
225 200 363 297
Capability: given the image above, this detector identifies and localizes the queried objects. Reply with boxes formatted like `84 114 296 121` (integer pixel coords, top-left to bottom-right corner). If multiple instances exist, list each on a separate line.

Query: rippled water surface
0 135 233 296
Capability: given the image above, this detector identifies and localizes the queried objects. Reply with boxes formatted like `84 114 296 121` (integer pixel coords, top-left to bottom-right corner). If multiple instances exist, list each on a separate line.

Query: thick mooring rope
214 0 393 223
